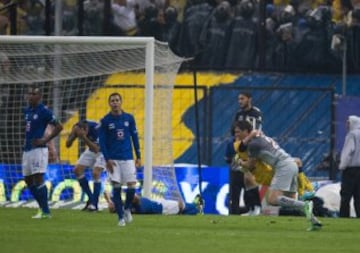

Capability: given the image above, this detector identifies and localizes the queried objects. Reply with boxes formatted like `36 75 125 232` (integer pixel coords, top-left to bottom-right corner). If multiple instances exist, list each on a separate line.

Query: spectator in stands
24 0 45 35
272 4 298 70
137 4 164 39
164 6 182 51
198 1 233 69
83 0 104 35
62 0 78 35
294 5 337 71
339 115 360 218
112 0 138 36
225 0 258 69
178 0 214 57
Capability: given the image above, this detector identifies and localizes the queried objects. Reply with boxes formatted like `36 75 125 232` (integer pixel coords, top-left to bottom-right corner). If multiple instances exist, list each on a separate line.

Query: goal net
0 36 184 207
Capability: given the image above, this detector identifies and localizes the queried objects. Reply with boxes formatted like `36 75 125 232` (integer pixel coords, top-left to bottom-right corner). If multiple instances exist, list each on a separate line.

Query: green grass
1 208 359 253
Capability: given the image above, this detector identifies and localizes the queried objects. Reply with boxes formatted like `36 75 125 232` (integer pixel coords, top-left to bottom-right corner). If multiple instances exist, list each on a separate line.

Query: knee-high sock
277 195 305 210
78 176 93 204
36 183 50 214
29 185 40 204
124 188 135 210
93 181 102 208
112 186 124 220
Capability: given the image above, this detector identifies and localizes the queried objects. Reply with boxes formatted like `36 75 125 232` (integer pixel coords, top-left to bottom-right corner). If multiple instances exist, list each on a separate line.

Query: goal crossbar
0 36 159 198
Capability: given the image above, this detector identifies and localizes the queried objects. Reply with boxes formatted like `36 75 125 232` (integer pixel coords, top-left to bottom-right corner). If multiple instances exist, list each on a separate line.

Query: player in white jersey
236 120 322 231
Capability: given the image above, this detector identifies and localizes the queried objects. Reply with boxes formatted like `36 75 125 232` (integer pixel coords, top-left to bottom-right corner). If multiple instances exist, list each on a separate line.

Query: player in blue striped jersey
66 120 104 211
23 87 63 219
98 92 141 226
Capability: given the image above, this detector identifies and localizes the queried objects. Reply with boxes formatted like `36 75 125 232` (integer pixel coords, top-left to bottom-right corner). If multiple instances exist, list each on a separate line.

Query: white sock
277 196 305 209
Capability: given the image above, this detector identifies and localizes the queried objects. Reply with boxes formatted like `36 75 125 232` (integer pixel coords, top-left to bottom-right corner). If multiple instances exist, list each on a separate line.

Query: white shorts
77 150 106 171
77 149 97 167
94 153 106 169
159 199 180 215
107 160 137 184
22 148 48 176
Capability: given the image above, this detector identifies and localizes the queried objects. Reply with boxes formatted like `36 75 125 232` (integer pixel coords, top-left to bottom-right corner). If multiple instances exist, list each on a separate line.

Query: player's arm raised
75 127 100 153
66 124 78 148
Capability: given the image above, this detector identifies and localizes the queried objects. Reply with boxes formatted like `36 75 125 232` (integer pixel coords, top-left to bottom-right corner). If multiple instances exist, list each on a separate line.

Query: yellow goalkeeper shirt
233 141 314 196
233 141 273 186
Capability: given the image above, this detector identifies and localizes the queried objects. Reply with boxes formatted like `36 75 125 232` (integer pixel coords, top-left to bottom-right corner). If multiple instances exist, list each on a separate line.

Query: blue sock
78 176 93 204
93 181 102 209
29 185 40 203
37 184 50 214
182 203 199 215
124 188 135 210
112 187 124 220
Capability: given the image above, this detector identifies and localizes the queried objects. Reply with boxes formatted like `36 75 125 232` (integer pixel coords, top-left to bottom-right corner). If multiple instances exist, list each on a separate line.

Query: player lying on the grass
66 120 104 211
235 120 322 231
104 191 201 215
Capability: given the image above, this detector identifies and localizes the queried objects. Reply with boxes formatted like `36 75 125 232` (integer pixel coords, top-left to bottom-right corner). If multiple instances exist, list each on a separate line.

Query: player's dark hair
78 120 88 129
240 90 252 98
108 92 122 102
235 120 253 132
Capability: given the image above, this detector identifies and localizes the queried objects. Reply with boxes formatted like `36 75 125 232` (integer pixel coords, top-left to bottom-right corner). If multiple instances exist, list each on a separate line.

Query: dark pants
340 167 360 218
229 169 246 214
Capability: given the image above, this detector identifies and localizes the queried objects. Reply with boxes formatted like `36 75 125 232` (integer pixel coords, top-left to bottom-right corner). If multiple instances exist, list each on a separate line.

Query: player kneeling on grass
235 120 322 231
104 191 201 215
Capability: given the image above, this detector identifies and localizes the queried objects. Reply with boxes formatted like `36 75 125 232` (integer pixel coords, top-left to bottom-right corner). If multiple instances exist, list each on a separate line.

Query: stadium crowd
1 0 360 72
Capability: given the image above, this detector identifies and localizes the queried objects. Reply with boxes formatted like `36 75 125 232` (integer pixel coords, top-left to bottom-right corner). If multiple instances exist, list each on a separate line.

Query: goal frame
0 35 155 198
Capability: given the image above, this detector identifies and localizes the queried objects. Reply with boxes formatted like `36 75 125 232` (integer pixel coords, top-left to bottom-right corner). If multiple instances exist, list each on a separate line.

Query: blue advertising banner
0 163 231 215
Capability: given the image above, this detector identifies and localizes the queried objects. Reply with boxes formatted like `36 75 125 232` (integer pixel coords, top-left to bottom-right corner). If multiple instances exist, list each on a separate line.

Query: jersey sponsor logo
117 129 124 139
124 121 129 127
108 123 115 129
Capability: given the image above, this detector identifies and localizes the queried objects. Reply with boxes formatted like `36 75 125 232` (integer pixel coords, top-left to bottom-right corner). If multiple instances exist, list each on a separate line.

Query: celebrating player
22 87 63 219
66 120 104 211
235 120 322 231
98 92 141 226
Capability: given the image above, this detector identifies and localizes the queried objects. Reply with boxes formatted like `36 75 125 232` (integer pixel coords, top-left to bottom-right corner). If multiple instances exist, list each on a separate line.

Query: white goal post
0 36 184 203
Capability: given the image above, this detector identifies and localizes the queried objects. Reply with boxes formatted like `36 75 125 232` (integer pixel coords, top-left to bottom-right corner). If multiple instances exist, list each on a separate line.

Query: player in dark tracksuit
229 91 262 215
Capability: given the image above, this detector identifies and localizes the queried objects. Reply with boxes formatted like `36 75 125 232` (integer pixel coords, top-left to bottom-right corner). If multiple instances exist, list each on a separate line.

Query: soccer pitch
0 208 359 253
